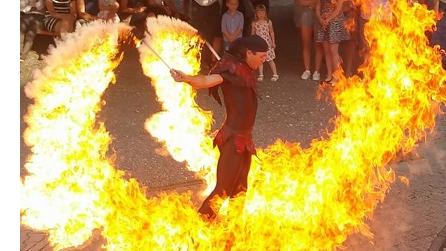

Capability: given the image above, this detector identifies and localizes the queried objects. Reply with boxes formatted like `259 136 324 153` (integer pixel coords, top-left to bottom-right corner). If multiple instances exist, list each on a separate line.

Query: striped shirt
52 0 72 14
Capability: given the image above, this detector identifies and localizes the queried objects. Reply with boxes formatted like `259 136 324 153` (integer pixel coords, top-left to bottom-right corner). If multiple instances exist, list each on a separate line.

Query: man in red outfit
171 35 268 219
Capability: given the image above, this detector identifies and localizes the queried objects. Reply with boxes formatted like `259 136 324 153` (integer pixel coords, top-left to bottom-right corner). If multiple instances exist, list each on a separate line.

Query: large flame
21 21 131 249
21 1 446 250
139 16 219 193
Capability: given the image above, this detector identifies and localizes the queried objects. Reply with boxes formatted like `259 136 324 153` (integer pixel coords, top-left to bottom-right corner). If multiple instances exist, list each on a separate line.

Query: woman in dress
315 0 350 84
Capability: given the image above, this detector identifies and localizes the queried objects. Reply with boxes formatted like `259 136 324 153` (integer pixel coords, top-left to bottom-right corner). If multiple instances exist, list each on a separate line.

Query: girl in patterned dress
251 4 279 81
315 0 350 84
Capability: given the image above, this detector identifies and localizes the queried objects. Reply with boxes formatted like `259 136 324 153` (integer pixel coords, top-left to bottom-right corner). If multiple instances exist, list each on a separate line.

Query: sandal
270 74 279 82
257 74 264 81
322 77 336 86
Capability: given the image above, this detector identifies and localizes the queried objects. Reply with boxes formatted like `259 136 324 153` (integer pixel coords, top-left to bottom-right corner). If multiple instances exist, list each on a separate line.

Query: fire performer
170 35 268 219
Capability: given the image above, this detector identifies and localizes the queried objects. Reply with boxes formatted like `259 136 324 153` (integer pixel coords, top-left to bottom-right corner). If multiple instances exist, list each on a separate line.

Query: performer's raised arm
170 69 223 89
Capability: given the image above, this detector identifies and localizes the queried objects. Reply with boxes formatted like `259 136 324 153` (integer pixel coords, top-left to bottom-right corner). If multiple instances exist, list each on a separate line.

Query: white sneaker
301 70 311 80
312 71 320 81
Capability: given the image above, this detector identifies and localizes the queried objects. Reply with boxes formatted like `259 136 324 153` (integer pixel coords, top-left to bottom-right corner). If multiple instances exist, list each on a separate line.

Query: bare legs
321 41 341 81
300 26 323 80
301 26 313 72
314 43 323 79
342 38 356 77
321 41 333 81
268 60 278 76
257 60 278 81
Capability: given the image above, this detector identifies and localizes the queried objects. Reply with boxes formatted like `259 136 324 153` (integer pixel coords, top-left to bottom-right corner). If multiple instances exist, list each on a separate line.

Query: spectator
223 0 255 36
315 0 350 84
251 4 278 81
221 0 244 51
20 0 46 60
184 0 223 72
42 0 77 36
295 0 323 81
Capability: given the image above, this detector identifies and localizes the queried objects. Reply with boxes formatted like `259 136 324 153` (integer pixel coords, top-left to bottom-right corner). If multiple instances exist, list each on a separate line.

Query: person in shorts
295 0 323 81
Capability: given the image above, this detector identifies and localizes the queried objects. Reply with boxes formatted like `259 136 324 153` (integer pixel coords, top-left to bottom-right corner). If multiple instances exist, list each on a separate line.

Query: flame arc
21 21 131 249
21 2 446 251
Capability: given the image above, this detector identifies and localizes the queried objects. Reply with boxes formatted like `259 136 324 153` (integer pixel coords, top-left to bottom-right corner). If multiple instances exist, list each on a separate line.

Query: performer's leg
228 153 251 197
199 141 246 218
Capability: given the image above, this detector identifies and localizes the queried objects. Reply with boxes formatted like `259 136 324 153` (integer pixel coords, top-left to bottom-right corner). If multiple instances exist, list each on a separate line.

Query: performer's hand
170 69 187 82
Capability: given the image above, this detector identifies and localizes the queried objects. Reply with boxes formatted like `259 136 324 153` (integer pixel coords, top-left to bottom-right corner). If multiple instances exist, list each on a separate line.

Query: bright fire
21 21 131 249
21 1 446 251
139 16 219 193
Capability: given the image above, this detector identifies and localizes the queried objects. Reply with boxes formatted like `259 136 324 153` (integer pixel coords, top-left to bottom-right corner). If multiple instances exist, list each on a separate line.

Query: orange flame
21 1 446 250
21 21 131 249
138 16 219 194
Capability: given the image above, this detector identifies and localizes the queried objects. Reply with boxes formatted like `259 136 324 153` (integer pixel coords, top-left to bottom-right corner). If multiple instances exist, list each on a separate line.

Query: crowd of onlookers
20 0 183 60
293 0 446 84
20 0 446 81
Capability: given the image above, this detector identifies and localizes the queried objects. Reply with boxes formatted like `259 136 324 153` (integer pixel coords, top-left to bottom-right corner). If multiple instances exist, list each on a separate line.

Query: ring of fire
21 2 446 250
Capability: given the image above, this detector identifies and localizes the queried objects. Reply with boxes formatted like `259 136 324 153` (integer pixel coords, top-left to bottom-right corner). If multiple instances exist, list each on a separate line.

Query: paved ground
20 0 446 250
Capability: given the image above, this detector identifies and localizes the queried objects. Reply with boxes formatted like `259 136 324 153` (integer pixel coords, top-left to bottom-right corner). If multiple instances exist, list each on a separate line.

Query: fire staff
171 35 268 219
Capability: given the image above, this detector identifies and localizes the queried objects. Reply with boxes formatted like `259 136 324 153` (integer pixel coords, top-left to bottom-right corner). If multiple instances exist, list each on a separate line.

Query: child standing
251 4 278 81
221 0 244 51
